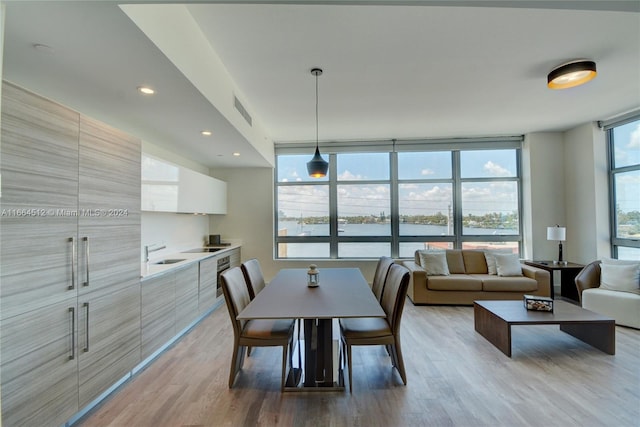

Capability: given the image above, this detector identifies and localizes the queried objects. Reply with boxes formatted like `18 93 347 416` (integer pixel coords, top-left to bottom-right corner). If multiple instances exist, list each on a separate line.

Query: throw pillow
493 253 523 277
600 261 640 294
484 252 497 275
419 251 450 276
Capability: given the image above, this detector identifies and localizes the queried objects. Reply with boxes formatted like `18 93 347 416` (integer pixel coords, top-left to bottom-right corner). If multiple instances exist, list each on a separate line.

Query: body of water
277 221 518 258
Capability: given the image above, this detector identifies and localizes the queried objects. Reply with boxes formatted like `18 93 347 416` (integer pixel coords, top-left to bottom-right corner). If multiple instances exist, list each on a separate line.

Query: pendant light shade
547 60 597 89
307 67 328 178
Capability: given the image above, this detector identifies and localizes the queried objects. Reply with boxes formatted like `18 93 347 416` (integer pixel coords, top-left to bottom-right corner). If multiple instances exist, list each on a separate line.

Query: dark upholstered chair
241 258 266 300
339 263 411 392
220 266 295 390
371 256 394 302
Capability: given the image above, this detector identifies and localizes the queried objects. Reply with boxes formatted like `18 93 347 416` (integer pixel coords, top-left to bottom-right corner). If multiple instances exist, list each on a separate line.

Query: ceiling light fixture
232 152 240 157
137 86 155 95
201 130 212 136
306 67 329 178
547 60 597 90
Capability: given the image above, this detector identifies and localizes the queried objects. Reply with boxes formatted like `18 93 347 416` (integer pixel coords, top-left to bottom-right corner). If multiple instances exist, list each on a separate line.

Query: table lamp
547 225 566 265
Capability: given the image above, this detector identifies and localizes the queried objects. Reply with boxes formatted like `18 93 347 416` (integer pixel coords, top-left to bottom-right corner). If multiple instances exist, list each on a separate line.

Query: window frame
606 114 640 258
274 138 524 259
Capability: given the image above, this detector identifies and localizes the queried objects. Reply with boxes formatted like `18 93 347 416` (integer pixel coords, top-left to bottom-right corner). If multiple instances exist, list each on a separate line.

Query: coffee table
474 300 615 357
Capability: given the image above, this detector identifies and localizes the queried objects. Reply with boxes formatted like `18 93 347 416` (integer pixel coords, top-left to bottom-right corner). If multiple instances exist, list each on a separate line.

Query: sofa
402 249 551 305
575 260 640 329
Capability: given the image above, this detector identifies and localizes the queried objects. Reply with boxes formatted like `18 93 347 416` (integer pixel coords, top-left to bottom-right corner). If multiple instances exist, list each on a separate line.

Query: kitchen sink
154 258 186 265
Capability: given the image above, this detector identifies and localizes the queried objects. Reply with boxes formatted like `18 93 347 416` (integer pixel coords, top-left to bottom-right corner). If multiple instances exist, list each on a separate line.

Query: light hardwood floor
78 301 639 427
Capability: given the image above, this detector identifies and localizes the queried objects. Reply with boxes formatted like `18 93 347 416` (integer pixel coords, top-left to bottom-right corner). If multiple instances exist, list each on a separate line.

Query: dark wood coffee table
474 300 615 357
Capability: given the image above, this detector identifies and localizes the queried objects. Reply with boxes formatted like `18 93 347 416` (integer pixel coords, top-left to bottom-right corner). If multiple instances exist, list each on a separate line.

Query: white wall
522 132 566 260
564 122 610 263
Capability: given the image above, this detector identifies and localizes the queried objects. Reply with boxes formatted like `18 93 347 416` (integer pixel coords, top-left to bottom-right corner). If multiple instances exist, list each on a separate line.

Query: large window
607 115 640 260
275 139 523 259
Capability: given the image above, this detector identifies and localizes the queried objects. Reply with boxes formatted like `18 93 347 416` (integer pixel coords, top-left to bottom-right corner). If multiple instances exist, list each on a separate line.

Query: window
607 115 640 260
275 139 523 259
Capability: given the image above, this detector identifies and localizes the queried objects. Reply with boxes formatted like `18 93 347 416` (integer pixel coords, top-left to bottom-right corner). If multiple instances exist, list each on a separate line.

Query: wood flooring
77 302 640 427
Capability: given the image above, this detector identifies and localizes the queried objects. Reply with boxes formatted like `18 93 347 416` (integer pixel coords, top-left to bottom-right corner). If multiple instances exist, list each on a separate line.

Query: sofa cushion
476 275 539 292
484 252 497 275
583 288 640 329
445 250 466 274
599 259 640 294
494 253 524 277
418 251 450 276
427 274 483 291
462 250 488 274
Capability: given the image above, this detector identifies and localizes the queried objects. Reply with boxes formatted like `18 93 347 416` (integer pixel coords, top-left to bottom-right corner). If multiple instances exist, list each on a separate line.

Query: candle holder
307 264 319 287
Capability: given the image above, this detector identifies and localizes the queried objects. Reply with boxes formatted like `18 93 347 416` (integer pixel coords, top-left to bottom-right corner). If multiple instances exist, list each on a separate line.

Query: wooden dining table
236 267 385 390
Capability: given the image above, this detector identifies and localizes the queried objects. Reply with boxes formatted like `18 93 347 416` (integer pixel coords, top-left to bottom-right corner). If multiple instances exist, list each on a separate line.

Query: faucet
144 244 166 262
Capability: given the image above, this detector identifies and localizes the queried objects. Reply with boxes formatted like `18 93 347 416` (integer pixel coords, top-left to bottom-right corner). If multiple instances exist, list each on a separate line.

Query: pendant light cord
315 71 319 150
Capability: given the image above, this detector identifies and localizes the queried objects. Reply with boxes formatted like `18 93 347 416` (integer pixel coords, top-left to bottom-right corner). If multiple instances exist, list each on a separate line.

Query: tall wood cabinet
0 82 141 426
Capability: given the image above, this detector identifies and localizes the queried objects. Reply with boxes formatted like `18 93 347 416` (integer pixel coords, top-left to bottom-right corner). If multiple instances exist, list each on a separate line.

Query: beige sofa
403 250 551 305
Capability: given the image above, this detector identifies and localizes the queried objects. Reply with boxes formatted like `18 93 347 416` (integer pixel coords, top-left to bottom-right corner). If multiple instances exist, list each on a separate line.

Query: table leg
560 322 615 355
303 319 317 387
474 303 512 357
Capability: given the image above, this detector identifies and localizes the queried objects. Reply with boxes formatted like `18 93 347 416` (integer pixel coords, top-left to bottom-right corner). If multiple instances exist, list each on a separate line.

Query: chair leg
229 344 247 388
281 342 290 392
346 340 353 393
247 346 252 357
391 337 407 385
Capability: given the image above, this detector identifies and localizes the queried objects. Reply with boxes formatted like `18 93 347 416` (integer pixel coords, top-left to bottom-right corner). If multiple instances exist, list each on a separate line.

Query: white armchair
575 260 640 329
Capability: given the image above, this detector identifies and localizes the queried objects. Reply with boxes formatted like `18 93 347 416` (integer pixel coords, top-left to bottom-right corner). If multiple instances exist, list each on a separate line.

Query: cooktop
181 248 223 253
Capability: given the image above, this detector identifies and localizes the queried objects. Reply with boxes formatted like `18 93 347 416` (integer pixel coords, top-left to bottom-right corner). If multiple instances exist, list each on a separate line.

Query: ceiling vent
234 96 252 127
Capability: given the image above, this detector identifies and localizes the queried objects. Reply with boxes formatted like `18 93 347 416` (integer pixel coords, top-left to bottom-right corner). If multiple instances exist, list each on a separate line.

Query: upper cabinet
141 154 227 214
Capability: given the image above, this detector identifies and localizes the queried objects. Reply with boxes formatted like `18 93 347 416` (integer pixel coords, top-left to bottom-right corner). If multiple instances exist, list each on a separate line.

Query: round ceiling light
201 130 212 136
547 60 596 90
137 86 155 95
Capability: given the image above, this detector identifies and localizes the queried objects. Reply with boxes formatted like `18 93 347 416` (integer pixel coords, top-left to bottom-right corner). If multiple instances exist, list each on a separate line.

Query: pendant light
306 67 329 178
547 60 597 89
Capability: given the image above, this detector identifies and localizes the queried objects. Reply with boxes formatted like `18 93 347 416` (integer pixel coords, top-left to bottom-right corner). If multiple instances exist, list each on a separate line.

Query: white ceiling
3 1 640 169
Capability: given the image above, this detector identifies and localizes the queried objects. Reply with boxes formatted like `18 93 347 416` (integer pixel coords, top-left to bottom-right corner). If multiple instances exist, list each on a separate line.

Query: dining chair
220 266 295 391
241 258 267 356
371 256 394 302
339 263 411 392
241 258 266 300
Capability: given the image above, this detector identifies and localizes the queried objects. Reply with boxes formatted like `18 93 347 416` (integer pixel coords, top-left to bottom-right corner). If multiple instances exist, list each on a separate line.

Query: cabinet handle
83 237 90 287
84 302 90 352
69 307 76 360
69 237 76 290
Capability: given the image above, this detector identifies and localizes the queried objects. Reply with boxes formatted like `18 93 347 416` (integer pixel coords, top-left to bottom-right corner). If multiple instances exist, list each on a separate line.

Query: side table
524 261 585 301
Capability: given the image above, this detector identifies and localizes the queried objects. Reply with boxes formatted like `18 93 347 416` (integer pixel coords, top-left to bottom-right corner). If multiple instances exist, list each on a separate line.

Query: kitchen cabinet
0 298 79 427
141 272 175 360
198 256 218 314
77 284 141 408
141 153 227 214
141 262 200 358
0 82 141 426
175 264 199 332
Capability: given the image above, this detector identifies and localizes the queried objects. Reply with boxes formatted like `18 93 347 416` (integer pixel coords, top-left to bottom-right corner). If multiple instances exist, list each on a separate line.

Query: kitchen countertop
141 244 240 281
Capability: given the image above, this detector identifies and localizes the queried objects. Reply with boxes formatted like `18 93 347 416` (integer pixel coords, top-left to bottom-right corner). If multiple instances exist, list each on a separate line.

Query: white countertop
140 244 240 280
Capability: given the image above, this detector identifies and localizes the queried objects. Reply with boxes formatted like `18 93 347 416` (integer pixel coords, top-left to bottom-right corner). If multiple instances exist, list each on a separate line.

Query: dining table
236 267 385 391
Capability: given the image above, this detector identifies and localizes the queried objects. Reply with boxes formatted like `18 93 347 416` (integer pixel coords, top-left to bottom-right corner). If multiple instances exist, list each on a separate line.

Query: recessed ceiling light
232 152 240 157
201 130 212 136
547 60 597 90
137 86 155 95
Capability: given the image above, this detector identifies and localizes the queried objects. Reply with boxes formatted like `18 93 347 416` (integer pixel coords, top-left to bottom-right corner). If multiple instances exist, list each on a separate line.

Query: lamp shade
547 226 566 241
547 60 596 89
306 147 329 178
